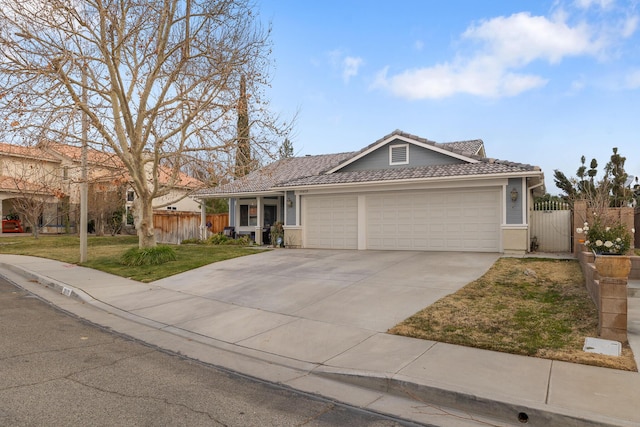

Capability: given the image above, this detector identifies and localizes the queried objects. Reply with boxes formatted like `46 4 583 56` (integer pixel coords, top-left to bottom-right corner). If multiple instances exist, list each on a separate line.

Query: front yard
389 257 637 371
0 235 264 282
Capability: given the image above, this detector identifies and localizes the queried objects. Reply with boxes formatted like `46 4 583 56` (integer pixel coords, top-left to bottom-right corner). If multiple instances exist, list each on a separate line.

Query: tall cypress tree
235 75 251 177
278 138 294 159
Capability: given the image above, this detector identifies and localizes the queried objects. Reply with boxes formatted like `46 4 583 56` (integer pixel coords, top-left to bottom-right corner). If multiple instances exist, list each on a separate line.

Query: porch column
295 193 300 226
254 196 262 244
0 199 3 234
283 195 287 226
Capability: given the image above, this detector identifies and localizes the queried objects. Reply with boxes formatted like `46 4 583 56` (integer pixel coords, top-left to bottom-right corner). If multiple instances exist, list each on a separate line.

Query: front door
264 205 277 227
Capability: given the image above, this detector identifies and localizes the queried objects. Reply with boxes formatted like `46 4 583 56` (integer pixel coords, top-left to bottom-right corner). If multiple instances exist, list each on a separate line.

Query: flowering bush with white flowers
576 218 634 255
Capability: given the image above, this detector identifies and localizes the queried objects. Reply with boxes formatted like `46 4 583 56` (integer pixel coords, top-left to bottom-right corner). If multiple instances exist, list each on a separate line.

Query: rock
524 268 537 278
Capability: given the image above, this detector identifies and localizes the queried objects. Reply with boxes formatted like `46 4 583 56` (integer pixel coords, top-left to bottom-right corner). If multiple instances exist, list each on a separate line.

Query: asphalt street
0 277 419 427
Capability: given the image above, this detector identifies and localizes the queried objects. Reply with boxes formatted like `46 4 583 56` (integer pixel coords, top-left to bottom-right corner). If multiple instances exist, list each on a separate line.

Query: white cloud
574 0 615 10
328 50 364 84
462 12 598 65
372 12 601 99
373 59 547 99
342 56 363 83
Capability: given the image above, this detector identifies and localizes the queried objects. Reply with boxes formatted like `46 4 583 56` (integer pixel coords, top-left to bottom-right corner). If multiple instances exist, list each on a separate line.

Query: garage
304 195 358 249
366 189 501 252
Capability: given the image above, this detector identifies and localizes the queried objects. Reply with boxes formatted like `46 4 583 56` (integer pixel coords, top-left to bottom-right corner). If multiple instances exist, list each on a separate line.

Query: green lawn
0 235 265 282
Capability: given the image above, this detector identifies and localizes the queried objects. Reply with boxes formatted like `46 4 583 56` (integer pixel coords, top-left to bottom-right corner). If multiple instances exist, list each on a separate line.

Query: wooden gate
530 201 571 253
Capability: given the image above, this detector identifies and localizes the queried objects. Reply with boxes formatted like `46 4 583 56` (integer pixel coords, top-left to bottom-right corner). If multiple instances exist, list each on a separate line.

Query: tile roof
197 152 356 195
439 139 485 156
195 130 543 196
40 141 202 188
0 142 60 162
1 141 202 189
275 160 540 188
158 166 203 189
39 141 124 168
0 175 58 194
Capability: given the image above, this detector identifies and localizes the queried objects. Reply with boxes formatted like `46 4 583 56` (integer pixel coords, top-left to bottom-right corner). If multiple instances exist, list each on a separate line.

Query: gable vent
389 144 409 165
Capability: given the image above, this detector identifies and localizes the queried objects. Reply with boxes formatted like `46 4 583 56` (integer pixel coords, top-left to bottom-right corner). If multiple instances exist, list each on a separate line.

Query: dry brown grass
389 257 637 371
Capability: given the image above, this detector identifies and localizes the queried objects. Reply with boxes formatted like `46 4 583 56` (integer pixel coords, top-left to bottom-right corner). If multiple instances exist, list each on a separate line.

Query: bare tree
0 0 290 248
88 179 127 236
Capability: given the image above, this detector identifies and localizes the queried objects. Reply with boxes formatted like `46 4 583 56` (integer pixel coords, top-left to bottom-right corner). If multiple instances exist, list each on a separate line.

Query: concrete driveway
137 249 499 362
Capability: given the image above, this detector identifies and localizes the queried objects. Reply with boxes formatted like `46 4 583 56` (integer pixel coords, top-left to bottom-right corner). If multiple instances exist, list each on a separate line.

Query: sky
257 0 640 194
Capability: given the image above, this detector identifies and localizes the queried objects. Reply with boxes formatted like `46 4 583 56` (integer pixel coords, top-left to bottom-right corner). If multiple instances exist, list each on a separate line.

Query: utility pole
80 65 88 262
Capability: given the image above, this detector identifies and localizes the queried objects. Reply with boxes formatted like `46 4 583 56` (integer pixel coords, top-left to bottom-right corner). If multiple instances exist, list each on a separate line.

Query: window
240 205 257 226
389 144 409 165
126 206 134 225
127 190 135 202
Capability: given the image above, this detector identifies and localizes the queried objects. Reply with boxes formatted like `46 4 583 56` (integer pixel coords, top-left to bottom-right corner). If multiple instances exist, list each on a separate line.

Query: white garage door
366 189 500 252
304 195 358 249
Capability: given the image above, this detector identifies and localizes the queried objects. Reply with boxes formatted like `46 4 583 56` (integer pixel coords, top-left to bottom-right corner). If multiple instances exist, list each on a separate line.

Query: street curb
313 370 635 427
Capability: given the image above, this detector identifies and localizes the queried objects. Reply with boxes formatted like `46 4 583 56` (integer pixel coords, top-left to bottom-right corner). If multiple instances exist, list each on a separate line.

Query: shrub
207 233 229 245
120 245 177 266
207 233 252 246
577 218 634 255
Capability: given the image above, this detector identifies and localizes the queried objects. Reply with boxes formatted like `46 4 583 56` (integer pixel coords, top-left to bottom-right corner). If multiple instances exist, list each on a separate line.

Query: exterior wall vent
389 144 409 165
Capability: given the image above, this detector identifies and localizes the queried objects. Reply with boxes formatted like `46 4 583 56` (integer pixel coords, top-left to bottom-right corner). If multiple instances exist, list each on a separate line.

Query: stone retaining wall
578 251 638 342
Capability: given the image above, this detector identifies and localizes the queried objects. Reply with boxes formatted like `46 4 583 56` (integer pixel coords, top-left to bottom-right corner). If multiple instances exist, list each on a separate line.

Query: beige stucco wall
502 227 528 255
283 226 302 248
153 189 201 212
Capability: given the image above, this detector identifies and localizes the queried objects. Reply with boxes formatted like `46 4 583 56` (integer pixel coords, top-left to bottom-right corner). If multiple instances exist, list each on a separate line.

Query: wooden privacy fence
530 201 572 253
153 211 229 244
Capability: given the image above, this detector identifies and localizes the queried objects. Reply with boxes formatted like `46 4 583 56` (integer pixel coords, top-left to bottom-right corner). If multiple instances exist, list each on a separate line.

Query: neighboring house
0 141 202 233
196 130 545 254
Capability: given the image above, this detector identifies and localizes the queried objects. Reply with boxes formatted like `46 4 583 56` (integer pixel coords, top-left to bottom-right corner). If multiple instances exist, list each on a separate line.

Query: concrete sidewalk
1 251 639 427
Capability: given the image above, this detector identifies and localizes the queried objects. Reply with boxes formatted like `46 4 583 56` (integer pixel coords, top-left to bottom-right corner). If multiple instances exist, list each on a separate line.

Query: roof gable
326 130 482 174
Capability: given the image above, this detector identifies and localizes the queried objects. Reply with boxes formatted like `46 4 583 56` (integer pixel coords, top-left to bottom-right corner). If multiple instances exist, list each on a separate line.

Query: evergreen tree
554 147 632 208
605 147 629 207
278 138 294 159
235 75 252 178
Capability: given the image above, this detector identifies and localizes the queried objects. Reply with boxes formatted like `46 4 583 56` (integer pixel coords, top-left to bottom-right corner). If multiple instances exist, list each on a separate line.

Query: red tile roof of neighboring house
30 141 202 189
0 175 60 195
39 141 124 169
0 142 60 162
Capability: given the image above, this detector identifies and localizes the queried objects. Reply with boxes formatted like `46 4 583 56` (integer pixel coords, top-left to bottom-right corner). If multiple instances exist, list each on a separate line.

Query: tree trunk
26 217 39 239
134 197 156 248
